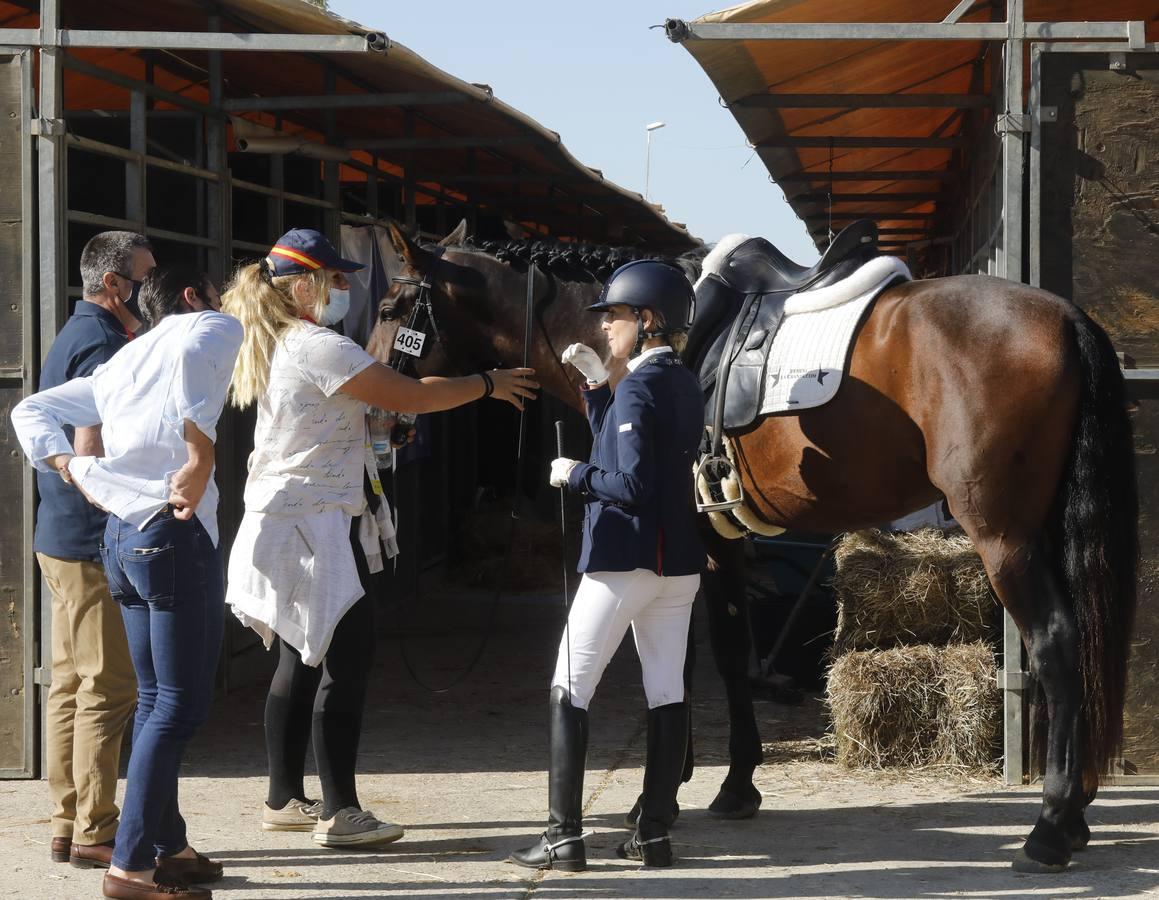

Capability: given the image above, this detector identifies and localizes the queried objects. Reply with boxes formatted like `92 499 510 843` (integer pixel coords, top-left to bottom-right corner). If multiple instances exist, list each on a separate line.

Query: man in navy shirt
35 231 153 868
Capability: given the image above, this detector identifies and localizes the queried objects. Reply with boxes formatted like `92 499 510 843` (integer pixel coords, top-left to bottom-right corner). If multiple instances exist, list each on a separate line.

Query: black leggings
265 520 376 819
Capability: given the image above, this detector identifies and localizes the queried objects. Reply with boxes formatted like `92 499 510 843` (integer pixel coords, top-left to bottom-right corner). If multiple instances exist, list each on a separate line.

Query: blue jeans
100 509 224 871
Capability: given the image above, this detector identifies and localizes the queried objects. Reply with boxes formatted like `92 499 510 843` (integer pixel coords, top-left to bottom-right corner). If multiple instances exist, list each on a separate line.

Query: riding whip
512 263 537 519
555 418 573 699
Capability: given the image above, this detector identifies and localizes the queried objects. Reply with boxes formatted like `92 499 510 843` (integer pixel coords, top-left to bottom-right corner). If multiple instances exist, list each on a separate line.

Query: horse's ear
387 220 423 267
438 218 469 247
504 219 531 241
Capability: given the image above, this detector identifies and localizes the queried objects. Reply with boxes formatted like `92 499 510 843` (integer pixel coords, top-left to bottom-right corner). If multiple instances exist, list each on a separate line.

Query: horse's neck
504 275 609 413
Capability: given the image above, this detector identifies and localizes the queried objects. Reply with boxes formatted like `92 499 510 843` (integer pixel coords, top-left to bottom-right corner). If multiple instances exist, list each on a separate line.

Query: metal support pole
1000 0 1028 787
322 67 340 243
403 109 416 230
6 29 381 53
270 153 285 240
667 20 1140 43
37 0 66 363
1028 43 1045 288
126 89 146 226
206 12 228 283
365 153 379 219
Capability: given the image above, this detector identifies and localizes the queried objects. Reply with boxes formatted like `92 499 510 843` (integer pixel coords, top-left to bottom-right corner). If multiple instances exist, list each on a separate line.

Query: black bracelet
479 370 494 398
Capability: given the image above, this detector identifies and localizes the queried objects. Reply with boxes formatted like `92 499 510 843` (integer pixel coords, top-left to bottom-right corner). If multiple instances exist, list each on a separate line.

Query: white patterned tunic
227 323 393 665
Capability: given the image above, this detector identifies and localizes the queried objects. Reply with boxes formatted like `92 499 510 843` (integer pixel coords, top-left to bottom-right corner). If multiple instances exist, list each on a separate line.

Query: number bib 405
393 326 426 358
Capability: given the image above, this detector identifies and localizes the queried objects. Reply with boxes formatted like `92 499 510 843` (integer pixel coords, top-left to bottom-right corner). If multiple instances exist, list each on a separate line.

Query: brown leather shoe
71 839 115 868
51 836 71 863
102 873 211 899
155 851 223 885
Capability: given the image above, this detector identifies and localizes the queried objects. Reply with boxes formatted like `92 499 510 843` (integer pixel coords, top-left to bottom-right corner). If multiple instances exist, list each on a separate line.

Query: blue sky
330 0 819 261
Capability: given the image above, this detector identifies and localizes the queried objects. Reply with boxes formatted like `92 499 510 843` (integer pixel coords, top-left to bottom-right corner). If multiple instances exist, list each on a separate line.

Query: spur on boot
508 832 586 872
508 686 590 873
617 830 673 867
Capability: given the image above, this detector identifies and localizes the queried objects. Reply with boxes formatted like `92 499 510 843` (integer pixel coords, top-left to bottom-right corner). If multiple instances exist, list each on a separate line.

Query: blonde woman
223 229 537 847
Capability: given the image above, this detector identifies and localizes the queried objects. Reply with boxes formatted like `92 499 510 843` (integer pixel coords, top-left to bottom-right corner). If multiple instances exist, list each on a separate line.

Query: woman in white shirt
222 228 537 848
12 268 241 900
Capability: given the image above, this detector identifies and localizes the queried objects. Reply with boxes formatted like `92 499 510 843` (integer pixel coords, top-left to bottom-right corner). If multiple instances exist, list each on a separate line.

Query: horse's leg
702 535 763 818
970 533 1085 872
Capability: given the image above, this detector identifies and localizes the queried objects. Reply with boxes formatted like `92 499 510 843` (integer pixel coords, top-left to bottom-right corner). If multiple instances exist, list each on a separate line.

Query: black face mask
115 272 144 322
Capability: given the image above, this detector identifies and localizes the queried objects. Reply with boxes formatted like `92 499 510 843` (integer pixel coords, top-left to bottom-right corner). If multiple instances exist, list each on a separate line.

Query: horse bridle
386 246 447 375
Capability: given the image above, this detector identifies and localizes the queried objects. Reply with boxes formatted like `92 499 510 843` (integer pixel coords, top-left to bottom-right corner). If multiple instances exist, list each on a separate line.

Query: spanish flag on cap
265 227 365 277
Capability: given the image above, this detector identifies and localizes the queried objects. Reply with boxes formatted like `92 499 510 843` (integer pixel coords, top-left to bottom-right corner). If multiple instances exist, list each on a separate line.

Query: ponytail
220 262 326 407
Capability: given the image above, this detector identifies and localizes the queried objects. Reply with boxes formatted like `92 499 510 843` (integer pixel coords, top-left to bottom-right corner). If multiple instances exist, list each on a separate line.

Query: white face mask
318 288 350 326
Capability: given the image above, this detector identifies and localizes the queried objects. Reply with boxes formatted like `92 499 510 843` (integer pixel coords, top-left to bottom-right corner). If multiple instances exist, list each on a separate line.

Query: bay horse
368 220 1137 874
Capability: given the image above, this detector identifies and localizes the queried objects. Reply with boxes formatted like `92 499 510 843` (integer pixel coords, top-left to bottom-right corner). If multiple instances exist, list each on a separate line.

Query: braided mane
434 237 703 283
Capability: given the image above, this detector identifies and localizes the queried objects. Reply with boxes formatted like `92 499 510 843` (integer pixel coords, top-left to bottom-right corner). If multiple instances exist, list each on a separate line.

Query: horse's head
368 220 617 409
367 220 498 378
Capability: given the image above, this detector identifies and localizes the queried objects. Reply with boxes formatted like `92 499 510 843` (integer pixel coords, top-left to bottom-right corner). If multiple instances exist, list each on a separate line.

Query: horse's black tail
1056 309 1138 787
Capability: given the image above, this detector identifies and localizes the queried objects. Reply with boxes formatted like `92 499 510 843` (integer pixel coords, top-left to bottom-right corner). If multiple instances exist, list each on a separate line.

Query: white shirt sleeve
10 377 101 472
166 312 244 444
292 326 377 398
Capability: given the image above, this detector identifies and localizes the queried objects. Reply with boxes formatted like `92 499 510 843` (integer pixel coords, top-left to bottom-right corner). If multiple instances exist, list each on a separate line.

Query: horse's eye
380 306 399 322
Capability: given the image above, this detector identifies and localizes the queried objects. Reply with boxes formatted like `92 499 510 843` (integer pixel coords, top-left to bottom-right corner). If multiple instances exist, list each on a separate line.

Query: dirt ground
2 589 1157 900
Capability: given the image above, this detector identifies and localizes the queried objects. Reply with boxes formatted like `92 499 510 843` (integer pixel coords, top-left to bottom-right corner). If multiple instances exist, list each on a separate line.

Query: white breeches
551 569 700 711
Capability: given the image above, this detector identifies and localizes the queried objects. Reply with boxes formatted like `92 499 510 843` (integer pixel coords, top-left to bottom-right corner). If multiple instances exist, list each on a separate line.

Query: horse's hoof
1012 848 1069 873
1013 823 1071 874
1067 817 1091 851
707 785 761 820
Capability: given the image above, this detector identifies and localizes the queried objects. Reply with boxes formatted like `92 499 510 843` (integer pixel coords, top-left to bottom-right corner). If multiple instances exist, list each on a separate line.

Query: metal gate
1029 41 1159 782
0 48 37 778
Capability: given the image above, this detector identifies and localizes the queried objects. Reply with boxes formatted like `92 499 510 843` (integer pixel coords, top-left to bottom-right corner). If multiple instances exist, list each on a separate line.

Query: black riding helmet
586 259 694 356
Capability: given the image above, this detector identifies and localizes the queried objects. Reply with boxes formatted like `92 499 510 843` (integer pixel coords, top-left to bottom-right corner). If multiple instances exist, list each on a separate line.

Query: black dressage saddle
684 220 879 435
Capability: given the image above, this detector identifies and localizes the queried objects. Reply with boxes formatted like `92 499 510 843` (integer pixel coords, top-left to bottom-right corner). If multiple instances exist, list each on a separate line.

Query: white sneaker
262 798 323 832
313 807 405 848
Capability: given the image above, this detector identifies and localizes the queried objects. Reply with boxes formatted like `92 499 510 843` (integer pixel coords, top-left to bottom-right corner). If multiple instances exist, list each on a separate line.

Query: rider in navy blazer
568 354 705 577
511 259 706 874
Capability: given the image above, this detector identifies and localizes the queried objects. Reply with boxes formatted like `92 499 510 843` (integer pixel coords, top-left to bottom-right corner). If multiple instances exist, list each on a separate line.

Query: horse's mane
435 237 703 284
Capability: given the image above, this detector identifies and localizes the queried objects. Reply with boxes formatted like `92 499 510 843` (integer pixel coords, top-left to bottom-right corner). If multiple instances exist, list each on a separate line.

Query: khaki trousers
38 554 136 844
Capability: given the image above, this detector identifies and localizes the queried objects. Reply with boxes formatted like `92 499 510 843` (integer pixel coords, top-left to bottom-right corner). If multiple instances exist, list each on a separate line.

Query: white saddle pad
759 256 912 415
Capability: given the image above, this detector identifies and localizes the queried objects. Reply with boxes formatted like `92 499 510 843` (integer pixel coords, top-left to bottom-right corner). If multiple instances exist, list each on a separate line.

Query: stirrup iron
694 454 744 513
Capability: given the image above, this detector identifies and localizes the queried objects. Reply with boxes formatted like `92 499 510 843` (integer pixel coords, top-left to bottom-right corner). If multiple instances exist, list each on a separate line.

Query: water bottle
368 408 393 467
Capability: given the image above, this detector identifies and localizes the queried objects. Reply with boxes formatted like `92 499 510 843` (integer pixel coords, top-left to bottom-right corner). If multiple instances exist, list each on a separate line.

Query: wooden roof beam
735 92 989 109
347 135 546 151
781 170 956 183
224 91 471 112
760 136 963 149
793 192 942 204
803 212 935 221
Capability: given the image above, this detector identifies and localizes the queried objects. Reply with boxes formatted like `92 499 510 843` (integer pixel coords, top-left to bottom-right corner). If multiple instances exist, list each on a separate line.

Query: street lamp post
645 121 666 201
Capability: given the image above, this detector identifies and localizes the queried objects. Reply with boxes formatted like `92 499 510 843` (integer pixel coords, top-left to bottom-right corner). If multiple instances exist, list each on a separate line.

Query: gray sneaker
262 798 323 832
313 807 404 848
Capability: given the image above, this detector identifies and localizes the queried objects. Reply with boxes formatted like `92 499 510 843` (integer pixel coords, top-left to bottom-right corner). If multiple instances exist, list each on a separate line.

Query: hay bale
826 642 1002 771
832 528 997 653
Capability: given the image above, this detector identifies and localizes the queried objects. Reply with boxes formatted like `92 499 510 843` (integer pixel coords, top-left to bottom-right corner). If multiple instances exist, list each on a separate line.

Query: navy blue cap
267 228 364 276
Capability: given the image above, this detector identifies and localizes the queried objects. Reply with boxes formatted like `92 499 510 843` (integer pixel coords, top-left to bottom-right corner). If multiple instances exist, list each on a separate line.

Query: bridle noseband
386 246 447 374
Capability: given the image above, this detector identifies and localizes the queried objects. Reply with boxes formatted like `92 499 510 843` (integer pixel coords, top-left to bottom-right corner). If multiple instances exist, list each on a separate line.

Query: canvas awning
0 0 697 250
668 0 1158 256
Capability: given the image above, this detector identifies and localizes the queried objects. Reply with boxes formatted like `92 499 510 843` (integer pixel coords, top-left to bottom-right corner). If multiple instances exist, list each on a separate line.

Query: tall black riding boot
508 686 589 872
618 702 688 867
625 698 690 827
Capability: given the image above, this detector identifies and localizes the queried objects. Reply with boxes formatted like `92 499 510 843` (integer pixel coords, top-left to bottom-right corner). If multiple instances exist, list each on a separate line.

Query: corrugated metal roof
0 0 697 249
675 0 1158 254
